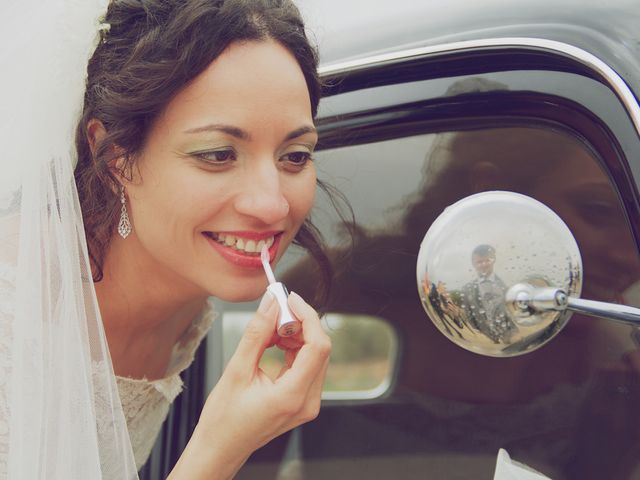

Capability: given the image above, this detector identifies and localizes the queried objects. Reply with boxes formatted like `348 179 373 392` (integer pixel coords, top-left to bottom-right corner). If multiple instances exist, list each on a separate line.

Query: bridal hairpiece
98 21 111 43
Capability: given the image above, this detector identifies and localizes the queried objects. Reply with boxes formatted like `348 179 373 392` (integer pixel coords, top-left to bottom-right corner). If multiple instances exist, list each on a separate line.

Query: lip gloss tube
260 246 301 337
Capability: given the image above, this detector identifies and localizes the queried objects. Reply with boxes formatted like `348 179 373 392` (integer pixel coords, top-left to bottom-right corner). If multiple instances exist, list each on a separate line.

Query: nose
234 163 290 224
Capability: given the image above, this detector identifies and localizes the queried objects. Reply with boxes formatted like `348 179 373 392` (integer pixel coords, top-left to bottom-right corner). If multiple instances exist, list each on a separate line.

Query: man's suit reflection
462 244 518 343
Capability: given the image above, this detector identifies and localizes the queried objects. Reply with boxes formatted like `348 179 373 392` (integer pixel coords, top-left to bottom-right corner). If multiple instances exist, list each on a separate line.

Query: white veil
0 1 138 478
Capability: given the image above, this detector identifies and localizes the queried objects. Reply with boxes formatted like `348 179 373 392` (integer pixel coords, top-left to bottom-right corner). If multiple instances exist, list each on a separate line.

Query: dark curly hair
75 0 333 304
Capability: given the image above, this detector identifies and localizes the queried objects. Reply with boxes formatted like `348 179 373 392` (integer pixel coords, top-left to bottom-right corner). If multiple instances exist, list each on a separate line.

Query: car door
231 41 640 480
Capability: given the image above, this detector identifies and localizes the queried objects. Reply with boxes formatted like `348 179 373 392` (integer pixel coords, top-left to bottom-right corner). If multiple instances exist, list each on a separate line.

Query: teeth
210 233 276 254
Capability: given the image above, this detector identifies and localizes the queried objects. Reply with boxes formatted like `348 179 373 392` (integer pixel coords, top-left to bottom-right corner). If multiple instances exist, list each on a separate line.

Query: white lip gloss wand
260 245 301 337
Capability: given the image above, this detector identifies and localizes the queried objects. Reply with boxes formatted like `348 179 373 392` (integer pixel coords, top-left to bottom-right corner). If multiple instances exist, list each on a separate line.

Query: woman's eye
194 149 236 164
281 151 313 168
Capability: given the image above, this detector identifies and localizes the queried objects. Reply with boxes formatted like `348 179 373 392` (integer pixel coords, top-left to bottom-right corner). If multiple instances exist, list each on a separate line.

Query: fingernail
258 291 274 313
288 291 305 309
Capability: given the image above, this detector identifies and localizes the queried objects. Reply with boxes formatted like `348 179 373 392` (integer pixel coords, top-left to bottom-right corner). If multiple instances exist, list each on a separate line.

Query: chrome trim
566 296 640 325
319 37 640 136
507 282 640 325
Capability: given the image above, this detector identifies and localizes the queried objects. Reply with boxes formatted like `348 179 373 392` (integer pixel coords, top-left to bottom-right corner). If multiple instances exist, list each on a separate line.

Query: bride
0 0 331 478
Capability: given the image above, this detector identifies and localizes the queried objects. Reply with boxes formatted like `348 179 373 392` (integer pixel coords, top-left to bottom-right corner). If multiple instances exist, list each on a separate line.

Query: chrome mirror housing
417 191 640 357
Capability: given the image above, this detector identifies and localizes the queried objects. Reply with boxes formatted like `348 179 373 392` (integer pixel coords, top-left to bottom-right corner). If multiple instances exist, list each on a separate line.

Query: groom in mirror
462 244 518 343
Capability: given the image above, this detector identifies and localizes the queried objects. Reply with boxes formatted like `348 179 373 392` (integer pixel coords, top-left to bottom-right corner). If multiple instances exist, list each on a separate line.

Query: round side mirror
416 191 583 357
417 191 640 357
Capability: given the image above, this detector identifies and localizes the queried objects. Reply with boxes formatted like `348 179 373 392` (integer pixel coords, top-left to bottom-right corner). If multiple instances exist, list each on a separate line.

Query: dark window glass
280 126 640 480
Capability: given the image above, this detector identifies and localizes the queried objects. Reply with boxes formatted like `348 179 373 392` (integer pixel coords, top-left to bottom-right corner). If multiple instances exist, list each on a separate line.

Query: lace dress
116 302 215 470
0 261 216 475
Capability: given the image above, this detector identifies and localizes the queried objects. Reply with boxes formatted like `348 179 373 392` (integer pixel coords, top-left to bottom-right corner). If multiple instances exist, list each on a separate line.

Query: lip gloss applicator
261 245 301 337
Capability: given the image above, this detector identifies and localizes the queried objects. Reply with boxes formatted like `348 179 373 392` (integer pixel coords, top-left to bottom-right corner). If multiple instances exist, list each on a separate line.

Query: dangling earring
118 185 132 239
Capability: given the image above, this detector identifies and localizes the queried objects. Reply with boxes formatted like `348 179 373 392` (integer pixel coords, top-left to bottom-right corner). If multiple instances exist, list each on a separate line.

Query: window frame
317 42 640 253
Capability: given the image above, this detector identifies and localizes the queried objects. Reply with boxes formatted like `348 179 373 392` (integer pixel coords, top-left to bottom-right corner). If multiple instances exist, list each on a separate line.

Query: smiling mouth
203 232 276 255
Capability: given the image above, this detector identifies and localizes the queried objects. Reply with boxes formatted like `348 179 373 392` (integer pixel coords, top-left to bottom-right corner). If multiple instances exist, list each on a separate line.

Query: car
140 1 640 478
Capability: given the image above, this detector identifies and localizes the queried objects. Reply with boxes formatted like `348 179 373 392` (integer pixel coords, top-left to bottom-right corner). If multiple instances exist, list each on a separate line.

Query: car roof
296 0 640 99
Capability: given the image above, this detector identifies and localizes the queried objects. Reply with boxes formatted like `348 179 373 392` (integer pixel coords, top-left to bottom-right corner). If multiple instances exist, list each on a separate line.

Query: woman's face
531 150 640 304
124 40 317 302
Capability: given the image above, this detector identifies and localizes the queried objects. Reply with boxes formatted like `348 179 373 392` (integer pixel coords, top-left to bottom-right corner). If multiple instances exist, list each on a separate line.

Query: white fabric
0 261 215 476
493 449 552 479
0 0 140 478
116 303 215 470
0 156 138 480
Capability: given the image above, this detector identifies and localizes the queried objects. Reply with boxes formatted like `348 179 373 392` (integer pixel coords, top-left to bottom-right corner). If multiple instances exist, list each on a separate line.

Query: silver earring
118 186 132 239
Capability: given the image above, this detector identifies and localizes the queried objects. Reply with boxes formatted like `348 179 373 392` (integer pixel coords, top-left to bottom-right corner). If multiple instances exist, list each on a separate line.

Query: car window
271 125 640 480
221 312 398 400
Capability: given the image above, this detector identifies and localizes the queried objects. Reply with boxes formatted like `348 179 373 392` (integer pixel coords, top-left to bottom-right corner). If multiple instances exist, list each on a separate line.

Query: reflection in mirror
417 191 582 356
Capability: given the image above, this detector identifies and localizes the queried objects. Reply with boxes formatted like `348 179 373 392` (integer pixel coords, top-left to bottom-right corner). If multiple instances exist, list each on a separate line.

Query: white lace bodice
116 303 215 470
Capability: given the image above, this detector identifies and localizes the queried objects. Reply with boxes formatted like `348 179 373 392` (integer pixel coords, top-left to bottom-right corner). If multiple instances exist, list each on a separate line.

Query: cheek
129 165 224 244
285 168 316 224
129 187 185 259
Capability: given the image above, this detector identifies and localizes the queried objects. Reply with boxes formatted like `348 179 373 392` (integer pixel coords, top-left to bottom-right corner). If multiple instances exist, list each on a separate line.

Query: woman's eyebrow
183 123 317 142
183 123 249 139
284 125 317 141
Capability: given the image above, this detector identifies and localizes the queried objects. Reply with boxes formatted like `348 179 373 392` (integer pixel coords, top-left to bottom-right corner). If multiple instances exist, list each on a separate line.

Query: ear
87 119 131 195
86 118 107 158
87 118 130 181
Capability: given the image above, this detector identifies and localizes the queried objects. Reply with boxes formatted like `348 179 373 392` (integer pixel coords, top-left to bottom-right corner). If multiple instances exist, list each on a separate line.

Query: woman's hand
169 291 331 480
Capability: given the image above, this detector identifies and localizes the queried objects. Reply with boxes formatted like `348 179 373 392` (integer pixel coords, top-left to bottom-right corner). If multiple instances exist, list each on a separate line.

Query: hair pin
98 22 111 43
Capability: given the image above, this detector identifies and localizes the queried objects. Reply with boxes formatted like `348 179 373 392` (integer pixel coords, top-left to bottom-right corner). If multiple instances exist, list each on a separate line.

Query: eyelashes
191 148 237 164
280 151 314 169
189 148 314 171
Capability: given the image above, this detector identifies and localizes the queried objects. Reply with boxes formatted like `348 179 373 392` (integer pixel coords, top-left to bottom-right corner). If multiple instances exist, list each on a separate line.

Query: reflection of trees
323 316 393 393
329 316 390 363
448 289 464 305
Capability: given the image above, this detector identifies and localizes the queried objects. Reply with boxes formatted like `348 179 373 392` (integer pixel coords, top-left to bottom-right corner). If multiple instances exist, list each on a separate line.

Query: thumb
227 292 278 376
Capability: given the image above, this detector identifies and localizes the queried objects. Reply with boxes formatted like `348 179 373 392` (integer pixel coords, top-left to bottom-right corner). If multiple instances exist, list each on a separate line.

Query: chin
208 281 267 303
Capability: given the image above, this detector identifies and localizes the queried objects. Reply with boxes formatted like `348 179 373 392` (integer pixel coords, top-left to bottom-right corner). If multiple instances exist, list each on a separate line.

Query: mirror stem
507 283 640 325
565 297 640 325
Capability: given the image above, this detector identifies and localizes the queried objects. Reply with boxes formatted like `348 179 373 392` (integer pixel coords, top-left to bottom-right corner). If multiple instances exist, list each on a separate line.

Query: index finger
276 292 331 390
287 291 326 343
